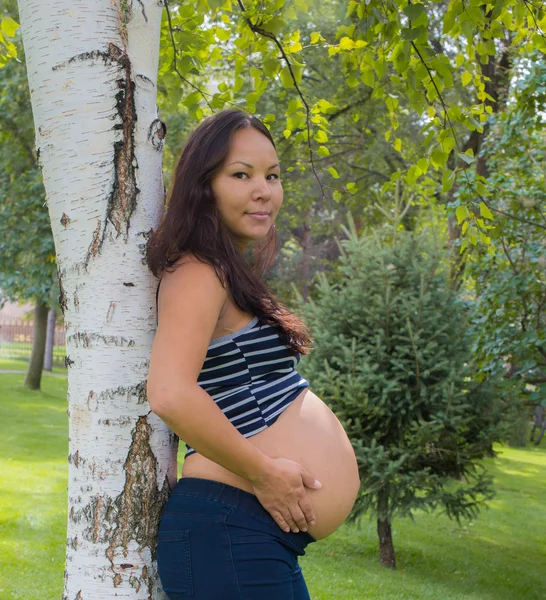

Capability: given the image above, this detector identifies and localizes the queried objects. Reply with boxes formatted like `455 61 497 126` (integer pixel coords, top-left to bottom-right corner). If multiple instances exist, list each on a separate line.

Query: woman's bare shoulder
171 250 204 268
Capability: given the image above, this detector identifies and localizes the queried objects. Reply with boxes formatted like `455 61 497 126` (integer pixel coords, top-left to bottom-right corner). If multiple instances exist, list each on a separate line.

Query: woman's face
210 126 283 250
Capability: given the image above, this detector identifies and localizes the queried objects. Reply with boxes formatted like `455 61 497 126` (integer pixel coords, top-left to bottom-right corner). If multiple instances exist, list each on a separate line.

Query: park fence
0 315 66 366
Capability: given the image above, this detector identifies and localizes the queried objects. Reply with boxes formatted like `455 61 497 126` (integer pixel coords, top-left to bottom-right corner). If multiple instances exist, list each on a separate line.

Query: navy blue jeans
156 476 317 599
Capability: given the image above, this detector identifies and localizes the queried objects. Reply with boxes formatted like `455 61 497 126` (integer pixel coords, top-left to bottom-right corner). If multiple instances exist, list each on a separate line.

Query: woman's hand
249 457 322 533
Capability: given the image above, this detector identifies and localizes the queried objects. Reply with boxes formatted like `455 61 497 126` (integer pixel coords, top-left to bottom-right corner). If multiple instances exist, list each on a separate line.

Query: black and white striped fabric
185 316 310 458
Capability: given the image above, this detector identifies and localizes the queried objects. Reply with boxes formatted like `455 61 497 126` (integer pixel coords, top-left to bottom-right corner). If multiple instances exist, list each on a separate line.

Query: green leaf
339 37 355 50
401 27 420 41
431 148 448 169
456 205 470 224
443 10 456 34
458 152 476 165
374 58 386 79
361 68 375 88
347 74 360 88
327 167 340 179
182 91 202 107
442 169 456 193
403 3 425 20
406 165 421 185
215 27 230 42
417 158 429 173
468 225 478 245
1 17 19 37
479 201 494 220
317 145 330 157
280 66 294 89
314 130 328 143
461 71 472 87
391 43 409 74
441 136 456 154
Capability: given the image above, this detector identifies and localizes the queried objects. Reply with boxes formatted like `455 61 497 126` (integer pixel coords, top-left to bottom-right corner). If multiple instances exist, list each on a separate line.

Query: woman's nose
252 177 271 198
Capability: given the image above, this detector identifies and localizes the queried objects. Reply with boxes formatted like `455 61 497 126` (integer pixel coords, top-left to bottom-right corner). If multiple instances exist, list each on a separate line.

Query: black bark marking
86 384 148 414
66 332 136 348
58 267 67 316
87 220 102 261
53 48 124 71
67 534 79 550
68 450 80 468
135 72 154 86
148 118 166 151
105 44 139 240
137 228 156 264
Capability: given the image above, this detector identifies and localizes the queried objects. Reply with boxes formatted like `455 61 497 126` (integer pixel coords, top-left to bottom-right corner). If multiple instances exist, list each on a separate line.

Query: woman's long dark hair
146 108 313 355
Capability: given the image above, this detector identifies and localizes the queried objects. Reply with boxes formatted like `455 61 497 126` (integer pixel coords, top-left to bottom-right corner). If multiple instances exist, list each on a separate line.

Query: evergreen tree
297 215 503 568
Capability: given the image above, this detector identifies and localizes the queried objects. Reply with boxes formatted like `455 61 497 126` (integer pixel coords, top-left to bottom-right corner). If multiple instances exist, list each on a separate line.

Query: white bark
17 1 175 597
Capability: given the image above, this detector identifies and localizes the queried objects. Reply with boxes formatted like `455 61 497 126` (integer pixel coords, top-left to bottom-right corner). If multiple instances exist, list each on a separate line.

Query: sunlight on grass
0 374 68 600
0 371 545 599
0 358 68 375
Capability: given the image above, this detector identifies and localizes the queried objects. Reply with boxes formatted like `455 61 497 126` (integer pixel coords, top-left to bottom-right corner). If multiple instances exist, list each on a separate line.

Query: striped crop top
155 285 310 459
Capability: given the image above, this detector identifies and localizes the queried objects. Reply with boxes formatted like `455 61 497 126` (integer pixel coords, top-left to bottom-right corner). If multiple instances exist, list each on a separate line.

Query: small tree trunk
24 300 48 390
377 488 396 569
43 307 56 371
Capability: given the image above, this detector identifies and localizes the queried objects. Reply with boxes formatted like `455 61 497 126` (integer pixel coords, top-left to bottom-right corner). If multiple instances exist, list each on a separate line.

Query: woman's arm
150 383 272 483
146 257 318 532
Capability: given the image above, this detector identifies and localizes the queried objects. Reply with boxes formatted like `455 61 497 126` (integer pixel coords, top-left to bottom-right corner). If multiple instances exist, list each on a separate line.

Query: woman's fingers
270 509 293 533
298 497 316 526
289 504 308 532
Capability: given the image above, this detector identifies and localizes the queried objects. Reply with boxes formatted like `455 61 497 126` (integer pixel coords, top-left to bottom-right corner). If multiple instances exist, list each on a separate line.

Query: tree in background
463 56 546 445
297 214 502 568
0 0 59 389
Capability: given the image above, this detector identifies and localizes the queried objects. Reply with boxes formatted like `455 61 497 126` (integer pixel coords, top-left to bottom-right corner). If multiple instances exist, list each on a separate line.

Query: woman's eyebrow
227 160 280 170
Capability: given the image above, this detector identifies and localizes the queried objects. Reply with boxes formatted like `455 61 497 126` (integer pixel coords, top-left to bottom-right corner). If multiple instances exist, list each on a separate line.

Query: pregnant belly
180 388 361 540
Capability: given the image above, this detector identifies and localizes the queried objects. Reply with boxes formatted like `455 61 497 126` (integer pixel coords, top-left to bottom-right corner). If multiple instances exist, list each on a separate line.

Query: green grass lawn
0 342 66 366
1 370 544 599
0 357 67 375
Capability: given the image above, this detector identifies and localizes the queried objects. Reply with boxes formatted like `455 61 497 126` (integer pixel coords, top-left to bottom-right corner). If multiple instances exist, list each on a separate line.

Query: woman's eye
233 172 280 180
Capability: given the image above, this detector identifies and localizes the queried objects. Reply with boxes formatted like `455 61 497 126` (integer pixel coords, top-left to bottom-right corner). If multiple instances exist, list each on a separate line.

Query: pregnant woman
146 108 360 599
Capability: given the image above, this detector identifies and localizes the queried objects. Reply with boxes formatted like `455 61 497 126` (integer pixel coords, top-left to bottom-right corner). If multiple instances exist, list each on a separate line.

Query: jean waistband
172 476 317 547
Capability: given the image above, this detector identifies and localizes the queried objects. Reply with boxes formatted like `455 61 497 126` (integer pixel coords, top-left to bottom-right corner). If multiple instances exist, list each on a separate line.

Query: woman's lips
246 213 270 220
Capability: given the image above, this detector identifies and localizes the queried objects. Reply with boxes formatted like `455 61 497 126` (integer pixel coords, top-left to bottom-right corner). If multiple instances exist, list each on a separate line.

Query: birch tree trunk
17 1 176 597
